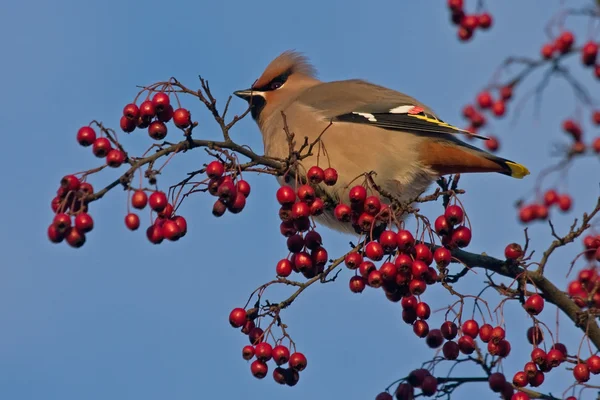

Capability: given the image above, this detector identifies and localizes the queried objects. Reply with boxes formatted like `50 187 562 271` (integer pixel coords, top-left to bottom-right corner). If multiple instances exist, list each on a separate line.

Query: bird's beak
233 89 253 101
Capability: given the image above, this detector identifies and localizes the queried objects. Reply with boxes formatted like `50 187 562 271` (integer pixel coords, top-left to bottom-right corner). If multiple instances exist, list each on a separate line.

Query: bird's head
234 50 320 124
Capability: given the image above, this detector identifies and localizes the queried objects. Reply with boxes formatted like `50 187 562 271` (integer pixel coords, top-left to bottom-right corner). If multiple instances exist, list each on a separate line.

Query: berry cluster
460 85 513 152
562 117 600 155
119 92 191 139
77 125 127 168
446 0 493 42
126 190 188 244
229 308 307 385
541 31 600 79
274 166 338 279
206 161 251 217
518 189 572 224
566 234 600 309
48 174 94 247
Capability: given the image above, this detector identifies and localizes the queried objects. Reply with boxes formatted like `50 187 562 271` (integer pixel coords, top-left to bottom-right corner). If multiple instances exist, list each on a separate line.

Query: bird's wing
295 79 487 140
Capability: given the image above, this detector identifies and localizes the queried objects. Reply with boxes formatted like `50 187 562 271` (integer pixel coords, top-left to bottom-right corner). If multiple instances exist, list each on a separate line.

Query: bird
233 50 529 235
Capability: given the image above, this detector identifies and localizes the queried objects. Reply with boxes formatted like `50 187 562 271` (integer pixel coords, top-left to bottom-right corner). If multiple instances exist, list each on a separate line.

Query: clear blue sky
1 1 598 399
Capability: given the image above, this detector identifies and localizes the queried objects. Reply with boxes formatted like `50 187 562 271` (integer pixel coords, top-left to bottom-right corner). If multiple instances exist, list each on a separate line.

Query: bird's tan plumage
234 51 530 234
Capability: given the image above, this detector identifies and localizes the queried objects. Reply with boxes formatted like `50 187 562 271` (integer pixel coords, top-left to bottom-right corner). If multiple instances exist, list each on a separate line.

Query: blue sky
1 0 598 399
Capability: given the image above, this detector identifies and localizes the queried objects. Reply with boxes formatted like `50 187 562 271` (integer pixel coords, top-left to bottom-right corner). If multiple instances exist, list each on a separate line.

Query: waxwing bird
234 51 529 234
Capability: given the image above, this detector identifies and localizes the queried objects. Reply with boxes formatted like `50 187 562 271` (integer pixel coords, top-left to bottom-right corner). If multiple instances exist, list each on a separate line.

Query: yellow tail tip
506 161 530 179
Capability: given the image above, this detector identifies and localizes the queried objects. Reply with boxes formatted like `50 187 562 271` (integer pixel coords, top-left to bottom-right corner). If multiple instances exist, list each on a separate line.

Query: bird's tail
418 138 530 179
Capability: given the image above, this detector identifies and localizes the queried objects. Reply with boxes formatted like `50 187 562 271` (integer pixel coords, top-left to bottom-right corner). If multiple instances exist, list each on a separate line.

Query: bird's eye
270 81 283 90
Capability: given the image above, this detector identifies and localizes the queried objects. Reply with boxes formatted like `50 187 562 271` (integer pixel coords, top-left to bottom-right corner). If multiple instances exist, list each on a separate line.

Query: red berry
444 205 464 225
276 259 293 277
161 219 181 241
296 184 315 203
248 327 264 344
440 321 458 340
414 244 433 265
323 168 338 185
272 345 290 365
457 335 475 354
309 198 324 215
152 92 171 112
488 373 506 393
123 103 140 120
461 14 478 31
490 326 506 343
289 352 307 371
375 393 393 400
442 340 459 360
574 363 590 382
106 149 126 167
120 115 136 133
500 85 513 100
546 349 565 367
74 212 94 233
434 247 452 267
334 203 351 222
65 227 86 248
434 215 451 236
77 126 96 147
447 0 463 12
92 137 112 158
254 342 273 362
148 121 168 140
562 119 582 140
462 319 479 338
125 213 140 230
367 270 383 288
478 323 493 343
365 241 384 261
242 345 254 361
173 108 191 128
53 213 72 233
587 354 600 374
206 161 225 180
477 91 493 109
451 226 472 248
131 190 148 209
47 224 64 243
349 185 367 204
541 43 555 59
146 224 163 244
504 243 523 260
558 194 572 212
524 294 544 315
276 186 296 205
396 230 415 251
307 166 325 184
412 320 429 338
291 202 310 219
582 41 599 66
250 360 268 379
484 136 499 152
425 329 444 348
139 100 156 119
462 104 476 118
349 276 366 293
556 31 575 53
527 326 544 345
149 191 168 212
228 308 246 328
592 137 600 154
344 252 363 270
478 12 492 29
416 302 431 320
491 101 505 117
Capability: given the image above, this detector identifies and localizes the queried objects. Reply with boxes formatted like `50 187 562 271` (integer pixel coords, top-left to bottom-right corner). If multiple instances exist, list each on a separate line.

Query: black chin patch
249 96 266 120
